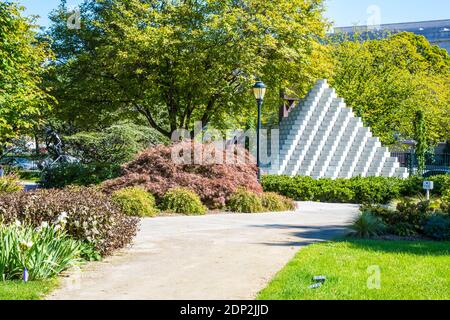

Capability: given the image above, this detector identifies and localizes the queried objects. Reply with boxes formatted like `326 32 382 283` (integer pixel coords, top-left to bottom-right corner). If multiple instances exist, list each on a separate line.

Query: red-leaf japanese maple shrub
102 142 262 209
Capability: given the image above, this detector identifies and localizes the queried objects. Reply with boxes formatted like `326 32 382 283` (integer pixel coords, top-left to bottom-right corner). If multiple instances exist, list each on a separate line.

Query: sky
17 0 450 28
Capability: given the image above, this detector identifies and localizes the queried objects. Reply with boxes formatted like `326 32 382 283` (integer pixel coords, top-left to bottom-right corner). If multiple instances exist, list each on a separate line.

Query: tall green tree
0 2 53 154
414 110 427 174
47 0 331 137
329 32 450 145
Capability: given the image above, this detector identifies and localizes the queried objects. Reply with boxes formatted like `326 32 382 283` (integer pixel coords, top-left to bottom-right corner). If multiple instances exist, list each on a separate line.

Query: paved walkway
48 202 359 300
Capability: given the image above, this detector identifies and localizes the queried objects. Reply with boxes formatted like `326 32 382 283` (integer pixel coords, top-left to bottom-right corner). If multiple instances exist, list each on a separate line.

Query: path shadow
250 223 450 256
341 239 450 256
249 224 349 247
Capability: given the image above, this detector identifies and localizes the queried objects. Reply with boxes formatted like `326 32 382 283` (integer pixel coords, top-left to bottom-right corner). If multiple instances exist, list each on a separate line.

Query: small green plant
162 188 207 215
349 211 387 238
112 187 158 217
227 188 264 213
261 192 296 212
0 174 23 194
0 222 86 280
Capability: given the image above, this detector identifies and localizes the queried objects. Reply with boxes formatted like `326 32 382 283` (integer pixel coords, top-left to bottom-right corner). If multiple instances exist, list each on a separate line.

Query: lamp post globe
253 81 267 182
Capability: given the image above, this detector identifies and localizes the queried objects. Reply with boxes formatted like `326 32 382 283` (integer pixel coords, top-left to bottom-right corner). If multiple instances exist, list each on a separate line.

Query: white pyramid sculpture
269 79 409 179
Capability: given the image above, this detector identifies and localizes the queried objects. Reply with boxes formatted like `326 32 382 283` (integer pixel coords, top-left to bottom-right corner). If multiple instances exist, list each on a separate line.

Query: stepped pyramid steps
269 79 408 179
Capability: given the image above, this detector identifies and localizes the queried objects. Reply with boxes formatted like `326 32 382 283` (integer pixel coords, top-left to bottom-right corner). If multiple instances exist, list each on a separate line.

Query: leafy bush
18 170 40 181
40 163 121 188
442 188 450 203
0 187 139 256
65 122 166 165
364 201 433 235
423 215 450 240
263 175 450 205
349 211 387 238
0 223 85 280
362 200 450 238
161 188 206 215
103 142 262 209
440 200 450 215
390 222 418 237
261 192 296 212
351 177 404 204
401 175 450 197
394 201 434 232
0 174 23 194
112 187 158 217
227 188 264 213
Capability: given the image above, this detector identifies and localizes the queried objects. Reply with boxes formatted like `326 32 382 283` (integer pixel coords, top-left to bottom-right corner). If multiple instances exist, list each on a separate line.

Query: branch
133 103 171 138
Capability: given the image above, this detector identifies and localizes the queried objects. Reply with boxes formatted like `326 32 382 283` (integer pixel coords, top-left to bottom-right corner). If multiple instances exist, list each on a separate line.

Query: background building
333 19 450 53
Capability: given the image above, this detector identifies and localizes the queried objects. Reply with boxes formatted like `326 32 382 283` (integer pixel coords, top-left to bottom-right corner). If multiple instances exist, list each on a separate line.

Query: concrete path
48 202 359 300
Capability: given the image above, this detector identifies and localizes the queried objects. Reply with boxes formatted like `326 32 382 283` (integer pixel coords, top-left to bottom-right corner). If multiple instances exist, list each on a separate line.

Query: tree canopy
329 32 450 145
0 2 53 153
47 0 331 137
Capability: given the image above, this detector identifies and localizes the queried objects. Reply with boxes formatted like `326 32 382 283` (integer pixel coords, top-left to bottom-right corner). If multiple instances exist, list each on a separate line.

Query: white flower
19 240 33 250
55 225 61 231
55 212 68 225
40 222 49 229
14 220 22 227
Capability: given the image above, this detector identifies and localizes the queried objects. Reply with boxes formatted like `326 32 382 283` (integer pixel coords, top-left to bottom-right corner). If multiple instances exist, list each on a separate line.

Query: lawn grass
0 279 58 300
258 239 450 300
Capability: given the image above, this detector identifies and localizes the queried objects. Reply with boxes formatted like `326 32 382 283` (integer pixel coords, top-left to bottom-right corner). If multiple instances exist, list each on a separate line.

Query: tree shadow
340 239 450 257
250 224 350 247
250 224 450 256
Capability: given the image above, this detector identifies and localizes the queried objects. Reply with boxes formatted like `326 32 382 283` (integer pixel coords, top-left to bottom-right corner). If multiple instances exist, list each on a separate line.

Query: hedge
262 175 450 204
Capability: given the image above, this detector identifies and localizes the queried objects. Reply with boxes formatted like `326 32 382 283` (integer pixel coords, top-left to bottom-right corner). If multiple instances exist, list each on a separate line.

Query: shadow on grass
340 238 450 257
251 223 450 256
249 224 349 247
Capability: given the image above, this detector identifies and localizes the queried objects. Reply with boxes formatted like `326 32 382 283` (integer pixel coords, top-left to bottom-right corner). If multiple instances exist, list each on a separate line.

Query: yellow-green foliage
0 175 23 194
261 192 296 212
162 188 206 216
442 188 450 203
227 188 264 213
112 187 158 217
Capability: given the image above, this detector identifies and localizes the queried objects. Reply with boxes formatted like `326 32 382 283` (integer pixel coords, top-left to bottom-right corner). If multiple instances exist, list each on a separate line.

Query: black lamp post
253 80 267 181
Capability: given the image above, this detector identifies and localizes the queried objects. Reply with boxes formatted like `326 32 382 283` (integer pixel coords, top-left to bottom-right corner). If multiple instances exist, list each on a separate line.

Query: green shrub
0 174 23 194
423 215 450 240
390 222 418 237
40 163 120 188
112 187 158 217
261 192 296 212
400 175 450 197
428 175 450 195
440 200 450 215
394 200 434 231
262 175 405 204
162 188 207 215
0 187 139 256
0 223 86 280
227 188 264 213
349 211 387 238
263 175 450 205
65 122 166 165
442 188 450 203
18 170 41 182
316 179 355 203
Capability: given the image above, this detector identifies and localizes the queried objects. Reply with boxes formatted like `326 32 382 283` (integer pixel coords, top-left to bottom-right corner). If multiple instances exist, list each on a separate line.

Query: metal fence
391 152 450 174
